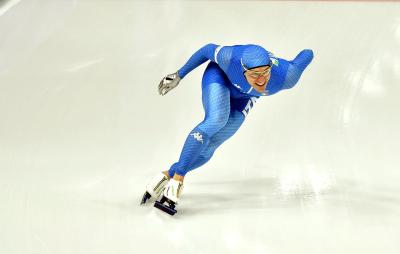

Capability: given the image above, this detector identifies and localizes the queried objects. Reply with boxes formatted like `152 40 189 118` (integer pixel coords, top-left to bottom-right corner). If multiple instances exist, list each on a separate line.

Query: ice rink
1 0 400 253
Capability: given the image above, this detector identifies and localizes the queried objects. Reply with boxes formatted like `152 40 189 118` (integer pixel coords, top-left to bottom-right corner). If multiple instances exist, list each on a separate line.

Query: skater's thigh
201 62 231 119
205 95 257 150
207 109 245 151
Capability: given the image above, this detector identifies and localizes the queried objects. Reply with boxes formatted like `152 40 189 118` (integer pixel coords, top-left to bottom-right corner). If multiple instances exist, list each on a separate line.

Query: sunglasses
245 66 271 79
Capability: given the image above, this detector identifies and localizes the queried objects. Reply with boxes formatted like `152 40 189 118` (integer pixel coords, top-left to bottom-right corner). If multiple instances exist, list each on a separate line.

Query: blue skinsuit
168 44 314 177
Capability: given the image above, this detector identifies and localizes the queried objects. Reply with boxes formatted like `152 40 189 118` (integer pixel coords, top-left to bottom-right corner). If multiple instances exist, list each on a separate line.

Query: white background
1 1 399 253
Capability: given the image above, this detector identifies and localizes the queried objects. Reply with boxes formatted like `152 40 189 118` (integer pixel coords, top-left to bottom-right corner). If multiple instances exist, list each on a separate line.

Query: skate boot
140 172 169 205
154 178 184 216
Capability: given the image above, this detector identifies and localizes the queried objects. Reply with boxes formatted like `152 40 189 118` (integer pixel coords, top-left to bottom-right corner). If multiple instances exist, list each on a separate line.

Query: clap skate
140 172 169 205
154 178 184 216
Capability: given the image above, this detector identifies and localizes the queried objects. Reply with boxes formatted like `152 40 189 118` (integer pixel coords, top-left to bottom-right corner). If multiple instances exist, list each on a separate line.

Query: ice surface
0 1 399 254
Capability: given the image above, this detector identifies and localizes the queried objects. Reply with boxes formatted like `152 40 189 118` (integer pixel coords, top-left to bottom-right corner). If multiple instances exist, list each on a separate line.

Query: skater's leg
168 94 256 175
176 95 256 171
188 109 245 170
167 62 231 179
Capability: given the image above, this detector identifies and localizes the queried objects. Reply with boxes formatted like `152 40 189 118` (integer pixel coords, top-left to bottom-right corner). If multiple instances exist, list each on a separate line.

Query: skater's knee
200 112 229 136
213 112 229 129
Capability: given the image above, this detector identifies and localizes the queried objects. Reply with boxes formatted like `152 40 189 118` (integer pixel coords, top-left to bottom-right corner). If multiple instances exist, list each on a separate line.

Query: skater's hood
225 45 277 96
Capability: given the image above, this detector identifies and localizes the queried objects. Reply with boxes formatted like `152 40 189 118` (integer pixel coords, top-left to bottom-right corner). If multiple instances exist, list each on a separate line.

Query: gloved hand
158 72 181 96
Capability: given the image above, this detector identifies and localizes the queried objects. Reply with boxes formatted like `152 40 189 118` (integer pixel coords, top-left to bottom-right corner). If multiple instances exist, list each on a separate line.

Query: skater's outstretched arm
263 49 313 96
177 43 219 78
158 43 219 96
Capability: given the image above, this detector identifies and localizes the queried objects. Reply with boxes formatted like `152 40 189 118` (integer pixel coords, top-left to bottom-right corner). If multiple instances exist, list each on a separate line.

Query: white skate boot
154 179 184 215
140 172 169 205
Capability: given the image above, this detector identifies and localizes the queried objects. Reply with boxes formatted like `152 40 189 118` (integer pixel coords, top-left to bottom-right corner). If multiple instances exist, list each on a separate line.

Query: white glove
158 72 181 96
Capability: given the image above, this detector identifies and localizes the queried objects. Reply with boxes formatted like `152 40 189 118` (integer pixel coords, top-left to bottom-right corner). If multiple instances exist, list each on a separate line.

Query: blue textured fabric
169 44 314 176
169 63 251 177
282 49 314 90
178 43 313 97
178 43 218 78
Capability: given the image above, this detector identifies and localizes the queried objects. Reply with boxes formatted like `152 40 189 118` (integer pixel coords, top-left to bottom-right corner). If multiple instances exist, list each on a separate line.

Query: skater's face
244 65 271 93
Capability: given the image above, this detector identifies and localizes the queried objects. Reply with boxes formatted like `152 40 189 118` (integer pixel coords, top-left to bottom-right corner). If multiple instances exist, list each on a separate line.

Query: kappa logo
190 132 204 144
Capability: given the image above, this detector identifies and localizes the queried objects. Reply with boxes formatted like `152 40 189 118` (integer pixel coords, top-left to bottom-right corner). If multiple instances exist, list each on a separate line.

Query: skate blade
154 201 177 216
140 192 152 205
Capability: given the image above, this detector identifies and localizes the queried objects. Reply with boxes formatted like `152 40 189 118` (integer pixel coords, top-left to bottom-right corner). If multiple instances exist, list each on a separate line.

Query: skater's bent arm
177 43 219 79
281 49 314 90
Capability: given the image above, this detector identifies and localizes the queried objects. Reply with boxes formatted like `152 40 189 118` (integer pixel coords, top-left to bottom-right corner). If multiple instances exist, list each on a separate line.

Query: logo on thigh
190 132 204 144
